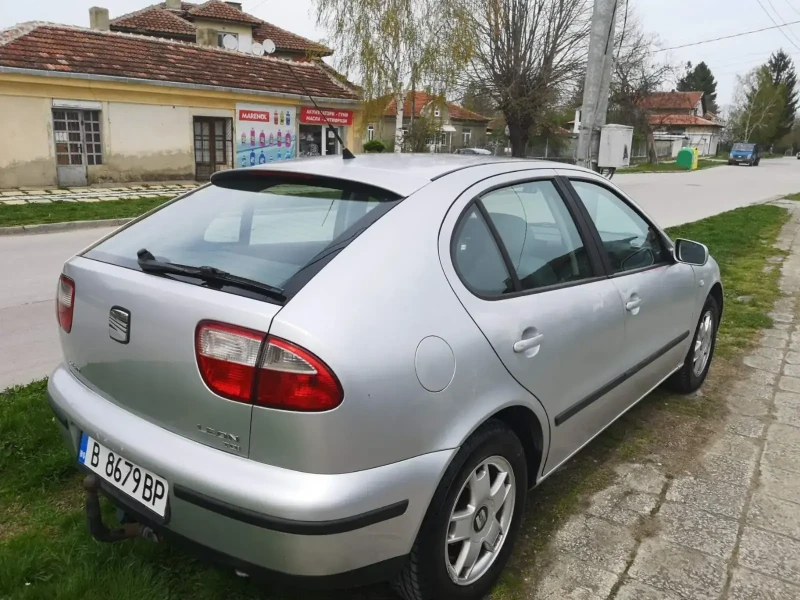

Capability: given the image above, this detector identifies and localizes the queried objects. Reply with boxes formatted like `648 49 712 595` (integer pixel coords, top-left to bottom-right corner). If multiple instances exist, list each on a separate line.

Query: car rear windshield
732 143 755 151
84 173 402 300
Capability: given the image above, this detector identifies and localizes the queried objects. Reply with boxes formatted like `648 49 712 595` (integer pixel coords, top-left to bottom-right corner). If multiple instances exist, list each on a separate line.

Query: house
639 91 723 156
0 0 361 188
367 91 491 152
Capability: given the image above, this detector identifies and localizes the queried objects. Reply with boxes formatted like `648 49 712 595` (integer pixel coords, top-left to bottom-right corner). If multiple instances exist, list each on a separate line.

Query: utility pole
576 0 618 170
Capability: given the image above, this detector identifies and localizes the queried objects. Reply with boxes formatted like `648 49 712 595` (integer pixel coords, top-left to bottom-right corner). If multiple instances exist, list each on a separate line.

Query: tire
393 420 528 600
666 295 719 394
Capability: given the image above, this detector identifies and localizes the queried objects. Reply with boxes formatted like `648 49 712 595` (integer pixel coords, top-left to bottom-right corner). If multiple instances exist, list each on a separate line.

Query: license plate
78 433 169 517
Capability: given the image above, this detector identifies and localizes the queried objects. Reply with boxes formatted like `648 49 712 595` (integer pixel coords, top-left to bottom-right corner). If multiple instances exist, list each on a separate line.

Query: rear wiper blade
136 248 286 301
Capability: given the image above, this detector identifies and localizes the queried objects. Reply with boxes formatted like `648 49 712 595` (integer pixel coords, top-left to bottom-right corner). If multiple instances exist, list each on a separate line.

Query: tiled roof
649 114 723 127
252 22 330 55
383 91 491 121
187 0 262 24
638 91 704 111
109 1 330 55
113 7 197 36
0 25 358 100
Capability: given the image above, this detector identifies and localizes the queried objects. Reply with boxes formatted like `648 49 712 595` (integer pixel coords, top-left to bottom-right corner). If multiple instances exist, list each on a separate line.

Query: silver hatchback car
48 155 721 600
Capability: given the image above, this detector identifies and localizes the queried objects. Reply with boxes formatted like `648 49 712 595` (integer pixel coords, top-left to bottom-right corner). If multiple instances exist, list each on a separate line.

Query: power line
765 0 800 47
654 19 800 52
756 0 800 51
784 0 800 17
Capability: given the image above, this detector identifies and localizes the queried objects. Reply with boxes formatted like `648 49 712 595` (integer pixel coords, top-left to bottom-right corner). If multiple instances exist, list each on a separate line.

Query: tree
608 13 674 163
315 0 472 153
461 0 591 157
460 81 495 118
728 66 785 144
768 49 798 143
676 61 718 114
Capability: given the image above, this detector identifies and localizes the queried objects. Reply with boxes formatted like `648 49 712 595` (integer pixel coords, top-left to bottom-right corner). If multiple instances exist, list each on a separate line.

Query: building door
53 109 102 187
193 117 232 181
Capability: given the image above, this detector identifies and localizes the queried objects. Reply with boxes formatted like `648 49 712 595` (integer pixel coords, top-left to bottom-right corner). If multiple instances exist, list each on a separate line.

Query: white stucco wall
89 102 234 183
0 95 56 187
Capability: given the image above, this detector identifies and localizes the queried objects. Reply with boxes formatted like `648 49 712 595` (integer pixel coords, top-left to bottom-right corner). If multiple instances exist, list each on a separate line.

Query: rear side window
452 205 514 296
85 175 401 298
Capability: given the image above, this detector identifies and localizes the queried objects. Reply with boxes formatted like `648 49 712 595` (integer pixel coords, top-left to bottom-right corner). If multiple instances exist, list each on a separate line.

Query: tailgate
60 256 282 457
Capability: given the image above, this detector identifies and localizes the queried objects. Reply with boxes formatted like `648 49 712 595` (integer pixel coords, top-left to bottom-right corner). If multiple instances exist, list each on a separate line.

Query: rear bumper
47 364 455 580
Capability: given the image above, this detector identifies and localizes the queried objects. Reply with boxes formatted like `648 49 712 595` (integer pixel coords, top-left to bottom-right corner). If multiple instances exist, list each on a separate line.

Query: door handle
513 333 544 353
626 296 642 313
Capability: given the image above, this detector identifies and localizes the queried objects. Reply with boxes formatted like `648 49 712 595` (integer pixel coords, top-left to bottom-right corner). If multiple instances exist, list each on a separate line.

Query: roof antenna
261 39 355 160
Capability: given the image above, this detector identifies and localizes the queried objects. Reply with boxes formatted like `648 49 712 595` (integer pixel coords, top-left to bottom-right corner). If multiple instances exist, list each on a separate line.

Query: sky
1 0 799 109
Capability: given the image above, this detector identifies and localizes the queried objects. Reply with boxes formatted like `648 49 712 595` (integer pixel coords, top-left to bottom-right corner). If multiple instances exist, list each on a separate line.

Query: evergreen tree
768 49 798 142
676 61 719 113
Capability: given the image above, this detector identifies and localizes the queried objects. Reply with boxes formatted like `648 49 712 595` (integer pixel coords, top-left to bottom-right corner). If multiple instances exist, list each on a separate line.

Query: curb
0 218 132 236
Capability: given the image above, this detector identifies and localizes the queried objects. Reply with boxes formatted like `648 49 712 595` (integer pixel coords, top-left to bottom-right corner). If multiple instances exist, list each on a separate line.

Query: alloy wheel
693 310 715 377
444 456 516 586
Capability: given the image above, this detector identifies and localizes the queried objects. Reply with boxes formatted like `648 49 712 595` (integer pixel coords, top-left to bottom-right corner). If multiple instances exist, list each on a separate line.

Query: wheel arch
709 281 723 318
486 405 545 487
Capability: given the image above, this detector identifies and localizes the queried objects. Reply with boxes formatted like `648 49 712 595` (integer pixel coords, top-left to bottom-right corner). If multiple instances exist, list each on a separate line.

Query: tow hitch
83 474 159 543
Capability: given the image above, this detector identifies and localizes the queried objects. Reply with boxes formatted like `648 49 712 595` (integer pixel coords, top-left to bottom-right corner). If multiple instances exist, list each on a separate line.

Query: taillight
256 337 343 411
194 322 343 411
196 321 265 402
57 274 75 333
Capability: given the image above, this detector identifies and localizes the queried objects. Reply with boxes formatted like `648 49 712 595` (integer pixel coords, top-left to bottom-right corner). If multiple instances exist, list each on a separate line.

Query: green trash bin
676 147 694 170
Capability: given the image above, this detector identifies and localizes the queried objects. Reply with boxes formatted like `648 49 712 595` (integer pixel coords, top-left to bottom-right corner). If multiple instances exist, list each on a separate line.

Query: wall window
571 180 666 273
462 127 472 146
481 181 593 291
434 108 441 117
218 32 238 48
53 109 102 166
367 124 375 141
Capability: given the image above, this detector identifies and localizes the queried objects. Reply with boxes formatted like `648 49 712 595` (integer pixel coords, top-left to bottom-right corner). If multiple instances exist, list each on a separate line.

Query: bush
363 139 386 153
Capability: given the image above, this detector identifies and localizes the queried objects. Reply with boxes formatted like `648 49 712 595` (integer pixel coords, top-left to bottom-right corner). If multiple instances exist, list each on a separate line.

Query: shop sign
235 103 296 167
300 107 353 126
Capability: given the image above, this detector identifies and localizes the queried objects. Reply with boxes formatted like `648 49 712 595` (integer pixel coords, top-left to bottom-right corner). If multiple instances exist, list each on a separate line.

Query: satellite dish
262 39 276 55
251 42 264 56
222 34 238 50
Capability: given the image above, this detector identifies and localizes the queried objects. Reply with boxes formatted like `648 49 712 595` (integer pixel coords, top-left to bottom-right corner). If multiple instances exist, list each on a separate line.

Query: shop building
0 1 361 188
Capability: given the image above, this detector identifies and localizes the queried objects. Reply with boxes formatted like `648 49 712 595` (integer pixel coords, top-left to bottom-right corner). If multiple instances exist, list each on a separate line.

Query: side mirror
674 238 709 266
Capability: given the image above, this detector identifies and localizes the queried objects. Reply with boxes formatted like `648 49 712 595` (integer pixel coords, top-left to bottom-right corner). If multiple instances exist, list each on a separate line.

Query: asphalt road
2 158 800 390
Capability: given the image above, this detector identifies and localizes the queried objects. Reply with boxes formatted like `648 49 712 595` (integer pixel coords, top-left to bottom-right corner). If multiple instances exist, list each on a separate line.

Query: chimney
89 7 110 31
165 0 181 9
225 2 243 9
196 26 219 47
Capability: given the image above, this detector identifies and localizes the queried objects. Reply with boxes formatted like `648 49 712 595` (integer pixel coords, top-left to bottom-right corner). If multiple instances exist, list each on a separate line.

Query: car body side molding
554 330 690 426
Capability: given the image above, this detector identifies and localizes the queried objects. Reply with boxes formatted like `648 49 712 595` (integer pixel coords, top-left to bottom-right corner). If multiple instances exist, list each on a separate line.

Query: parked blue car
728 142 761 166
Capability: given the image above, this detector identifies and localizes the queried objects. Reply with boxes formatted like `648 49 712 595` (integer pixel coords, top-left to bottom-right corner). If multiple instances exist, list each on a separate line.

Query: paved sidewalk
533 200 800 599
0 182 196 205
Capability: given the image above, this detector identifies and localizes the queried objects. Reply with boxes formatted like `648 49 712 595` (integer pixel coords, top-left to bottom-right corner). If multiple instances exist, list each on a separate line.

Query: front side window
571 180 666 273
481 180 593 291
452 205 514 296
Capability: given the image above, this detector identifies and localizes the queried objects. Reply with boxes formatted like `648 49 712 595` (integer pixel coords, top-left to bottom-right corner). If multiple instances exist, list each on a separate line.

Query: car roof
224 154 562 196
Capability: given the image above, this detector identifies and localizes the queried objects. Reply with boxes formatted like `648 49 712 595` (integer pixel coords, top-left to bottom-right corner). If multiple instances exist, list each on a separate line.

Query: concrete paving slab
655 501 739 559
727 394 772 417
614 580 681 600
725 415 767 439
586 485 659 527
627 538 727 600
666 476 748 519
745 354 783 373
728 566 800 599
759 465 800 504
774 392 800 428
532 552 618 600
738 526 800 584
766 422 800 450
550 514 637 574
615 463 668 495
748 489 800 540
763 440 800 474
779 375 800 394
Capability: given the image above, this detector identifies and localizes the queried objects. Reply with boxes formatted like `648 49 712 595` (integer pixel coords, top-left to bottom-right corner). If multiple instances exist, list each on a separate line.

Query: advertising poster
235 103 296 167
